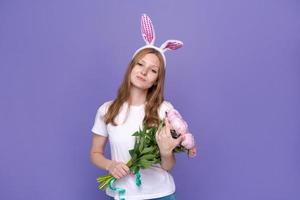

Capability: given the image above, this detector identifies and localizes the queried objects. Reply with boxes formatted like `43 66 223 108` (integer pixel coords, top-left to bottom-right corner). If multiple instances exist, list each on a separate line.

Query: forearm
160 152 176 171
90 152 113 171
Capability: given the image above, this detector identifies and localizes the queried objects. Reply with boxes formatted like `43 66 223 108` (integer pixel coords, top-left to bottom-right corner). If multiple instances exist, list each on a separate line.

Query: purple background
1 0 299 199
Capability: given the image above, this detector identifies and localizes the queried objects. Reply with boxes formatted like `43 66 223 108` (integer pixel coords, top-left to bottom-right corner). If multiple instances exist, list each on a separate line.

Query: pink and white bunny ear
141 14 156 45
160 40 183 52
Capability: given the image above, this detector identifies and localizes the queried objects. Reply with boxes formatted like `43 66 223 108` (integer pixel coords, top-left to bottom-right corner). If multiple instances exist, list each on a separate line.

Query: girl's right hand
107 161 131 179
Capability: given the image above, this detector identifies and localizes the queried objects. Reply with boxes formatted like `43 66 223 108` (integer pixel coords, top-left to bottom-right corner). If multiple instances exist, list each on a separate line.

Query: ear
160 40 183 52
141 14 156 45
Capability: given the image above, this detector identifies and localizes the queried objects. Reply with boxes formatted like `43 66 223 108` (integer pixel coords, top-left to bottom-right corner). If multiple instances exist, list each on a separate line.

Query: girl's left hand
155 118 183 156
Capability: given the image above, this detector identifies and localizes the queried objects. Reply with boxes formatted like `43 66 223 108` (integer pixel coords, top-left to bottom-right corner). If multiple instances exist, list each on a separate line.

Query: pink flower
166 109 182 121
166 109 188 134
188 147 197 157
181 133 195 149
169 118 188 134
166 109 197 157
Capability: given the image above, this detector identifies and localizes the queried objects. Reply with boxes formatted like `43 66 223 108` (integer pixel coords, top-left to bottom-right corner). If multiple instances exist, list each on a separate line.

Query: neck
129 86 147 106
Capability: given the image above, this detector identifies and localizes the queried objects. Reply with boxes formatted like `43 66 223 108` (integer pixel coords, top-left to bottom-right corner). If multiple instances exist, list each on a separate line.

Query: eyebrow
140 59 159 69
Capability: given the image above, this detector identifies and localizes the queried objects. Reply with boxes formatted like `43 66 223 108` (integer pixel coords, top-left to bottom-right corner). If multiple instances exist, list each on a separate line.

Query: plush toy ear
160 40 183 52
141 14 156 45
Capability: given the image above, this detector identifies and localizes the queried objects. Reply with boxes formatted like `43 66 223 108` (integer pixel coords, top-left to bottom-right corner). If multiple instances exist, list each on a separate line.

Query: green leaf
129 149 135 157
138 137 145 153
132 131 140 136
140 154 156 161
139 159 154 168
141 146 155 155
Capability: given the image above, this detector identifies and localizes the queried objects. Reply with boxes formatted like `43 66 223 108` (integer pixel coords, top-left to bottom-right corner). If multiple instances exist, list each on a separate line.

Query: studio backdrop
0 0 299 200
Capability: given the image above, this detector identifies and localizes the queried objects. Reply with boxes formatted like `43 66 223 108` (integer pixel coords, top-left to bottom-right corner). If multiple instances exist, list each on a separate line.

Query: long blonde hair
104 48 166 128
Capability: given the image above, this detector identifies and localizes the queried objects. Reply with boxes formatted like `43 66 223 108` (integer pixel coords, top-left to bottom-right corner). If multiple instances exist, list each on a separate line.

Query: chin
132 82 151 90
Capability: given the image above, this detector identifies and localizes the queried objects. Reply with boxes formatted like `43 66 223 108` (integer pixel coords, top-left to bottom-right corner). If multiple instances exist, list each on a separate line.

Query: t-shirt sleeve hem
91 128 108 137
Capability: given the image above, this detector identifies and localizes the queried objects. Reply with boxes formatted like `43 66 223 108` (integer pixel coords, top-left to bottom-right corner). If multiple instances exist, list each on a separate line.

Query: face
130 53 160 90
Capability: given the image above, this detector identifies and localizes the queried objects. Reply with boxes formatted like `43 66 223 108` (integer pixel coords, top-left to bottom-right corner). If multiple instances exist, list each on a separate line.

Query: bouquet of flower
97 109 197 192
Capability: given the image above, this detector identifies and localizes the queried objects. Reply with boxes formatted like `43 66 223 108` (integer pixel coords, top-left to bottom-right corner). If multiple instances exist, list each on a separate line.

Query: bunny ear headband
132 14 183 67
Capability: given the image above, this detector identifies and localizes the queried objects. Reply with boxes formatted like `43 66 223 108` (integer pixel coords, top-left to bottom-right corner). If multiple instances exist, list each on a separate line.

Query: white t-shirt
91 100 176 200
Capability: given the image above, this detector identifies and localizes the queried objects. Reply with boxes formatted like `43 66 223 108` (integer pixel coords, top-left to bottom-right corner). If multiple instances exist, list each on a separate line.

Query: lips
137 75 146 81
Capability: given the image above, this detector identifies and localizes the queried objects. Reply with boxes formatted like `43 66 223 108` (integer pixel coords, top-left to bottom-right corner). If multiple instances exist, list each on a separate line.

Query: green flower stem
126 159 133 168
97 159 135 190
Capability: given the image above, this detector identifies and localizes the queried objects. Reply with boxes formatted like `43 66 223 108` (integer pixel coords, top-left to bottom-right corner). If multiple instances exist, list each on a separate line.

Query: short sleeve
91 101 112 137
158 101 174 120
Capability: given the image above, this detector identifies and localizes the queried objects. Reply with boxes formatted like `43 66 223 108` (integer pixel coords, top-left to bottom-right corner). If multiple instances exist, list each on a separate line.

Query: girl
90 14 183 200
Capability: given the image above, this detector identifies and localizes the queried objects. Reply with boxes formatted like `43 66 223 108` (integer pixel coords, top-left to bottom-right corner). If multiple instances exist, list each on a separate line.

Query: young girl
90 14 183 200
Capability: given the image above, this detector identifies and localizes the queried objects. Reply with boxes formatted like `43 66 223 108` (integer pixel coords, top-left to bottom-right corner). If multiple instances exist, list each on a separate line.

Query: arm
160 151 176 171
89 134 113 170
89 134 130 179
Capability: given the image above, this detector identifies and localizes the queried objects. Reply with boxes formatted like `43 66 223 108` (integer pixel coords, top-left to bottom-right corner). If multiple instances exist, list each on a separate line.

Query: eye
137 63 143 66
151 69 157 73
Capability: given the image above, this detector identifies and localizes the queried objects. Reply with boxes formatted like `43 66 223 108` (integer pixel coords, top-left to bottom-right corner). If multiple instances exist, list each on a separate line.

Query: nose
141 68 147 75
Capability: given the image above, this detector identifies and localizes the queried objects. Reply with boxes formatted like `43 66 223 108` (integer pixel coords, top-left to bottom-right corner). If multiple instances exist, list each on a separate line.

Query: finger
117 165 128 177
156 132 161 142
162 127 169 139
159 126 166 137
173 135 182 147
160 126 171 138
165 118 171 130
165 130 172 139
155 128 160 140
117 174 123 179
156 127 164 141
174 135 184 145
112 172 120 179
166 128 172 138
121 164 130 175
123 164 130 172
155 131 159 142
165 119 172 137
119 168 127 176
116 170 125 178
